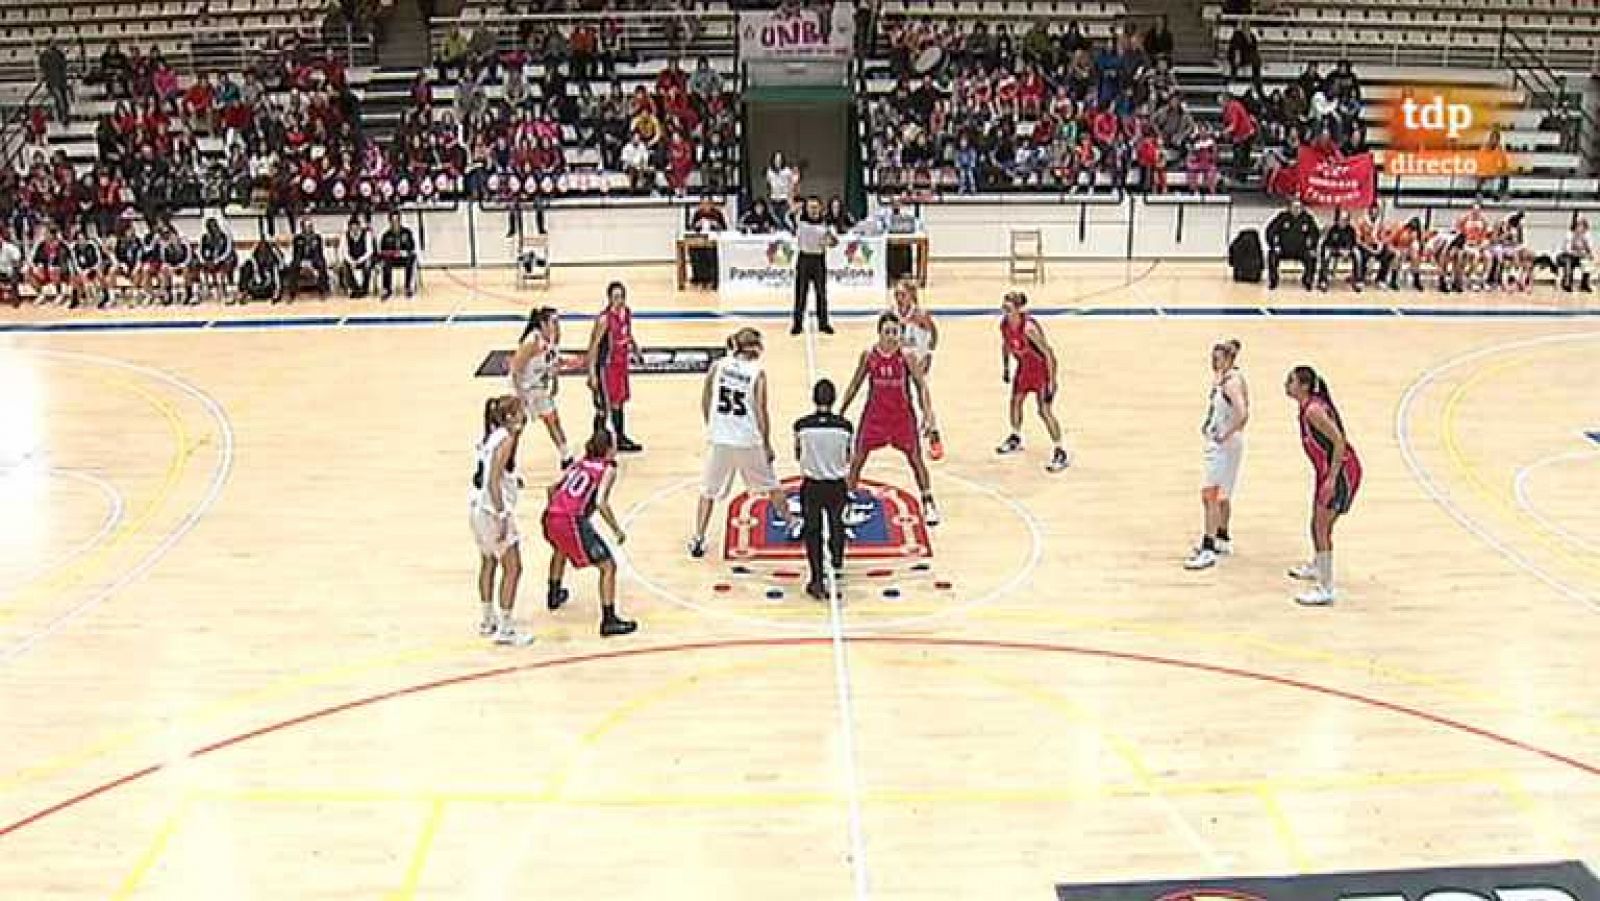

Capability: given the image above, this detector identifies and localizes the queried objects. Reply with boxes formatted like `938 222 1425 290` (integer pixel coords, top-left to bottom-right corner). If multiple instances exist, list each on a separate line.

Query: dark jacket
1266 210 1320 256
1321 222 1357 253
379 227 416 259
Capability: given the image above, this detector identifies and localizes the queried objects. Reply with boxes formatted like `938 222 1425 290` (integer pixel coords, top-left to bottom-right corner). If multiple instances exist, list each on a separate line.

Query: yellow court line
1487 770 1578 859
192 766 1521 812
0 639 485 797
542 655 796 800
1440 353 1600 576
389 799 448 901
4 370 194 622
1253 785 1316 873
111 796 193 900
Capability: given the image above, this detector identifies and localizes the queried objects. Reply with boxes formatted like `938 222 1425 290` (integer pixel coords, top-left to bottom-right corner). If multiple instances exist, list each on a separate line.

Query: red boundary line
3 634 1596 840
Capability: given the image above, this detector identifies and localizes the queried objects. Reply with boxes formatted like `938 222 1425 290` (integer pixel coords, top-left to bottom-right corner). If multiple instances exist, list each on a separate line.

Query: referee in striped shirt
794 378 852 600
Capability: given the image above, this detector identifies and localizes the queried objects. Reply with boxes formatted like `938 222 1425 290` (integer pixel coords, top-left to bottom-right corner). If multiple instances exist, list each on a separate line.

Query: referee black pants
801 478 846 589
793 253 829 331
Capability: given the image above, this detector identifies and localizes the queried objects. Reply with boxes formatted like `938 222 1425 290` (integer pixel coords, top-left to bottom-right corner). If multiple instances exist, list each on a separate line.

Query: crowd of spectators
863 16 1367 197
431 18 741 199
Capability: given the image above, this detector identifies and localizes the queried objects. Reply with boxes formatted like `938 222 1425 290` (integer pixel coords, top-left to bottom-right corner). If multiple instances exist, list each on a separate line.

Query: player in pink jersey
542 429 638 636
996 291 1071 472
584 281 643 452
1285 365 1362 607
839 312 940 526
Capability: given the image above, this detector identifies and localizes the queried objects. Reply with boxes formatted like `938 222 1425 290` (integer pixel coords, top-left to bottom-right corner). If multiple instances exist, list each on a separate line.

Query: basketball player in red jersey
839 312 940 525
584 281 644 452
996 292 1071 472
542 429 638 636
1285 365 1361 607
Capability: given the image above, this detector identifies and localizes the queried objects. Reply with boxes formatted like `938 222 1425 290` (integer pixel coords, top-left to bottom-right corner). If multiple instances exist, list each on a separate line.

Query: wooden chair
1008 228 1043 283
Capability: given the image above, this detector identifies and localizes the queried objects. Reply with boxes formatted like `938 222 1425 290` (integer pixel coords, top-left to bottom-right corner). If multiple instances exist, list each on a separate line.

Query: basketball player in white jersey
469 394 535 646
1185 340 1249 571
509 306 573 468
889 278 943 459
688 327 801 558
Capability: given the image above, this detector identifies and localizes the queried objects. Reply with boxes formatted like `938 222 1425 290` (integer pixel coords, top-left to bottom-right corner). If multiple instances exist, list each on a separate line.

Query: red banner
1295 147 1376 209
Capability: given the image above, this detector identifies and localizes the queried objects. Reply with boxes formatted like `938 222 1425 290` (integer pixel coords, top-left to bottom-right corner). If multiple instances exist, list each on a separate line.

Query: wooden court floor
1 261 1598 898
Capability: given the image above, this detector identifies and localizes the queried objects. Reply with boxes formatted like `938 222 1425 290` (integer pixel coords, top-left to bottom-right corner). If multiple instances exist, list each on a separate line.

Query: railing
426 9 738 64
1499 26 1599 171
0 80 45 175
0 18 376 83
1213 12 1600 71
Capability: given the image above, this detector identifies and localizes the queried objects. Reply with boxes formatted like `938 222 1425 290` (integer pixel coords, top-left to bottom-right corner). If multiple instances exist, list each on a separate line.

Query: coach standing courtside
795 379 852 601
792 196 837 336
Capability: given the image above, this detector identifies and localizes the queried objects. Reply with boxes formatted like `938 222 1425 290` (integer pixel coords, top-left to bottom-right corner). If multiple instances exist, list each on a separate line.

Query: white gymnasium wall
163 198 1594 267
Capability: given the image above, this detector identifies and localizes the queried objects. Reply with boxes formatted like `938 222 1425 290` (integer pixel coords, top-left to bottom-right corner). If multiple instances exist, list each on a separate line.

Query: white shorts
469 503 521 557
1202 435 1244 498
518 389 557 420
701 444 778 500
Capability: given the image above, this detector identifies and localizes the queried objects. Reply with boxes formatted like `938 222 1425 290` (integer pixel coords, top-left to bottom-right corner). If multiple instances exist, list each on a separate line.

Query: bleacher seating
0 0 351 82
1204 2 1600 70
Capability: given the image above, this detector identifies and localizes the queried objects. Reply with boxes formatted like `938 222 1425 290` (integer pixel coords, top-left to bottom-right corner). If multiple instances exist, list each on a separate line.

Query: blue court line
0 319 212 332
343 314 450 325
1161 307 1268 317
3 306 1598 335
1265 306 1396 317
1396 307 1587 318
450 312 525 324
210 316 342 329
1078 307 1161 316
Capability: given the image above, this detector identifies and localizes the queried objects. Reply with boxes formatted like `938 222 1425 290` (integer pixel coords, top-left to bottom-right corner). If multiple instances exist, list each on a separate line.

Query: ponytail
482 396 497 440
519 306 555 342
1291 364 1344 431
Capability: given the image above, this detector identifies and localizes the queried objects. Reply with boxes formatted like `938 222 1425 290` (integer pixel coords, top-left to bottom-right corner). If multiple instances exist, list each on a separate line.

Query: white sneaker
478 608 497 636
1045 447 1072 472
923 500 941 527
1184 548 1217 570
494 620 536 646
1214 539 1232 556
1287 562 1318 581
1294 586 1337 606
687 536 707 558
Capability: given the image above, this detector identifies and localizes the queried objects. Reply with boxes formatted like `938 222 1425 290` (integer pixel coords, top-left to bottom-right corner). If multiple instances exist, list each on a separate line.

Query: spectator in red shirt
1220 92 1257 177
570 22 599 80
184 73 216 134
1135 125 1165 194
655 58 687 96
410 71 433 109
665 130 694 196
1090 103 1119 151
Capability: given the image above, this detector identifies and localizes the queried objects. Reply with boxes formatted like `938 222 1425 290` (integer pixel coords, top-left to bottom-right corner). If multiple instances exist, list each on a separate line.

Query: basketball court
2 262 1599 898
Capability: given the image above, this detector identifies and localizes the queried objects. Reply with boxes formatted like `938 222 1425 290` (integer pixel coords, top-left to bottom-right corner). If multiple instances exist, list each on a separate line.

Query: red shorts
601 361 630 407
858 410 918 456
1315 457 1363 515
31 268 66 285
142 260 165 274
543 513 611 569
1012 359 1050 399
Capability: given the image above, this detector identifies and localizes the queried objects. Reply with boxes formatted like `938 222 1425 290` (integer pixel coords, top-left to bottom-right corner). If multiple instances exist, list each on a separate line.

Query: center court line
803 311 872 901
